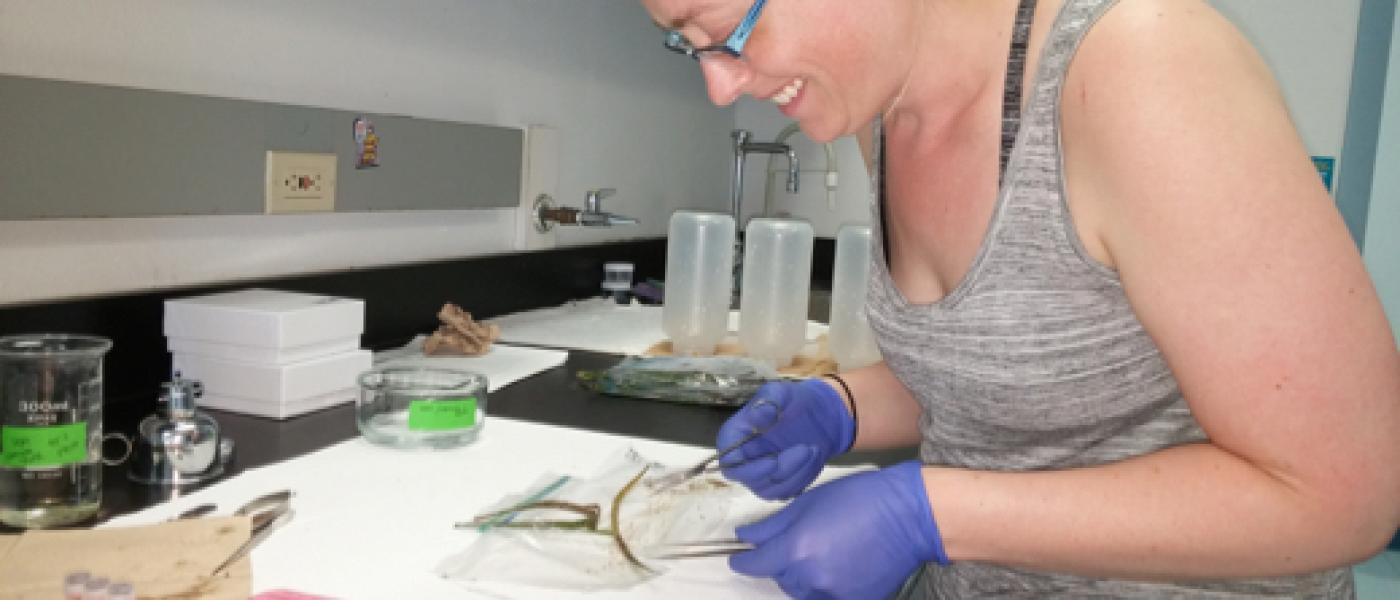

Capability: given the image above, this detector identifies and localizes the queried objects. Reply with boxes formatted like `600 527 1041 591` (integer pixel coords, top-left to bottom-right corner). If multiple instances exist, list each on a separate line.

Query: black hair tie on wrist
825 374 858 453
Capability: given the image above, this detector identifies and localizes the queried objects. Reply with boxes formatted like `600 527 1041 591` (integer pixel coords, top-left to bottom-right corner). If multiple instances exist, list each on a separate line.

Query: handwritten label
407 398 478 431
0 423 88 468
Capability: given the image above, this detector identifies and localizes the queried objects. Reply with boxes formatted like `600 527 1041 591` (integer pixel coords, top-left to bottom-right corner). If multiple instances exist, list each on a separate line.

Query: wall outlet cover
266 151 337 214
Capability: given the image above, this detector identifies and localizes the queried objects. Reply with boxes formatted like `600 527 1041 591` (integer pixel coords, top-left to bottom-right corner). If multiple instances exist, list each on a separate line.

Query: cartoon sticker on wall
354 116 380 169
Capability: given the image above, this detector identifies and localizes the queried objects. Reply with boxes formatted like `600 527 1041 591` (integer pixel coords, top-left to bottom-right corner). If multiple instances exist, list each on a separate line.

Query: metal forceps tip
649 538 754 560
648 396 783 493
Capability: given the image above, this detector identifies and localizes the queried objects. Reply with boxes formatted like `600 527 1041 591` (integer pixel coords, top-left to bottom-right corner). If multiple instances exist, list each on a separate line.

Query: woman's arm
832 361 925 451
928 0 1400 578
841 121 918 451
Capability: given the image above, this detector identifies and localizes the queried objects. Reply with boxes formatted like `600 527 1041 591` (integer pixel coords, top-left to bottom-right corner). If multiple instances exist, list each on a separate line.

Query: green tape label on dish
408 398 478 431
0 423 88 468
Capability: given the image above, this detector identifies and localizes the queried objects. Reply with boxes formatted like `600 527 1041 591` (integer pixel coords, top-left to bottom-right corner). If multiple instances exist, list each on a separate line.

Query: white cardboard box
164 289 364 349
173 349 372 407
198 387 359 420
167 336 361 366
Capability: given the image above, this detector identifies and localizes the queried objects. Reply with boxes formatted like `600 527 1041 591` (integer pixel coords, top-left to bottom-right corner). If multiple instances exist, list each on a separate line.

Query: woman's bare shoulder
1059 0 1295 208
1054 0 1292 266
1071 0 1279 101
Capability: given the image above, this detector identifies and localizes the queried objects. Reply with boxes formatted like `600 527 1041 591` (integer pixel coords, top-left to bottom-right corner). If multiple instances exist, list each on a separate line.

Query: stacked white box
164 289 370 419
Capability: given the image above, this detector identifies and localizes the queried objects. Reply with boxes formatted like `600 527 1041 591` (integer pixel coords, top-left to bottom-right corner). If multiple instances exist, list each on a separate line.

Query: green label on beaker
0 423 88 468
407 398 478 431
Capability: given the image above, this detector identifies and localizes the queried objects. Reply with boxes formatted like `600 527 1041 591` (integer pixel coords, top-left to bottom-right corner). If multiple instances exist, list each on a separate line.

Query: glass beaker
829 224 882 370
0 334 113 528
663 211 735 355
357 367 487 450
739 218 814 367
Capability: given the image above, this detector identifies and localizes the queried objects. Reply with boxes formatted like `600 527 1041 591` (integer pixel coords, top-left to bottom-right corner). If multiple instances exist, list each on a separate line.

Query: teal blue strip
476 474 572 532
1338 0 1397 248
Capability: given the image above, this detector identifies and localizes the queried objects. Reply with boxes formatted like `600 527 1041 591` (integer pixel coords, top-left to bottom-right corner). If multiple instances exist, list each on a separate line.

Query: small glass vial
83 576 110 600
63 571 90 600
106 581 136 600
602 262 634 304
357 367 487 449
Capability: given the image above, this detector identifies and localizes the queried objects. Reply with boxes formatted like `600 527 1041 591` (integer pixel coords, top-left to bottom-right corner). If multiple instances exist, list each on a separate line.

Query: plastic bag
575 356 779 407
436 448 742 591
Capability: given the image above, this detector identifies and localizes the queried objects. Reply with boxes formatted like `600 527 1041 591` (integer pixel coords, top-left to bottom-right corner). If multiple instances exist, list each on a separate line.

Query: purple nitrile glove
729 461 949 600
716 379 855 500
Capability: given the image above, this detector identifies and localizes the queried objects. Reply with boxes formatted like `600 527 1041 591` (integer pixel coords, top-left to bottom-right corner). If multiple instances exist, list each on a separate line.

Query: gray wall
0 75 523 217
0 0 733 304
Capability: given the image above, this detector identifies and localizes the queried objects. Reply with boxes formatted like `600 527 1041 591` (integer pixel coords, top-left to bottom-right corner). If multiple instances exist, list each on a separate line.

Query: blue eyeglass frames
663 0 769 60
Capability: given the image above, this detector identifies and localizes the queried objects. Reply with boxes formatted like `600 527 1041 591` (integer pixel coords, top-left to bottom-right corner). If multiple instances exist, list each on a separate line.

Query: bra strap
1000 0 1038 181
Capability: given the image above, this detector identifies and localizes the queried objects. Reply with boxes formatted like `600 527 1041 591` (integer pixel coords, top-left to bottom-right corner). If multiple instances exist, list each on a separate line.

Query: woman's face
643 0 914 142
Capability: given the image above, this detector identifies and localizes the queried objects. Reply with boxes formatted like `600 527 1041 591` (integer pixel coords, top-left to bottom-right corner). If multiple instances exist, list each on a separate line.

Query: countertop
13 348 1398 600
90 348 915 524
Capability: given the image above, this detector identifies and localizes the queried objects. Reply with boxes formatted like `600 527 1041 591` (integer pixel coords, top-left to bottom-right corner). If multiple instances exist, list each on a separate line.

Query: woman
641 0 1400 598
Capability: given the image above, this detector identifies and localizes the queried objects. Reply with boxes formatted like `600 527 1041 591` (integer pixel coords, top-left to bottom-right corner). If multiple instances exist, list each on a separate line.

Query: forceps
648 397 783 492
209 490 295 576
649 538 755 560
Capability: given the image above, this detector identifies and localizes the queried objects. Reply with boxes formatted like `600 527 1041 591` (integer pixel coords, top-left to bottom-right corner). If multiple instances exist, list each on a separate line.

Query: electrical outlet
265 151 337 214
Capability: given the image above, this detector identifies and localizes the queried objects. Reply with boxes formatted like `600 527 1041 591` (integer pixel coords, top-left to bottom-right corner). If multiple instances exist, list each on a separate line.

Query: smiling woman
639 0 1400 598
648 0 930 142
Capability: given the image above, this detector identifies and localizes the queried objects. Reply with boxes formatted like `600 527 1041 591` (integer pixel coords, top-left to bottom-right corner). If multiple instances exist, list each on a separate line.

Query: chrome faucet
533 187 639 232
729 129 799 298
578 188 637 226
732 129 798 232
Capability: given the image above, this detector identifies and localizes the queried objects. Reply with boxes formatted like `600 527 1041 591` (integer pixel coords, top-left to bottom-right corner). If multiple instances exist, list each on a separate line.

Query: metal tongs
647 397 782 493
648 538 755 560
209 490 295 576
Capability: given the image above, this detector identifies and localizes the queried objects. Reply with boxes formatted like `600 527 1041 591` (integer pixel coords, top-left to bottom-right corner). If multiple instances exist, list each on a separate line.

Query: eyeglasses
663 0 769 60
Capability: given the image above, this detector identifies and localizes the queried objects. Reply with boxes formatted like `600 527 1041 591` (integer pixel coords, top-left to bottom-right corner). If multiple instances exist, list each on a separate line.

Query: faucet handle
585 188 616 212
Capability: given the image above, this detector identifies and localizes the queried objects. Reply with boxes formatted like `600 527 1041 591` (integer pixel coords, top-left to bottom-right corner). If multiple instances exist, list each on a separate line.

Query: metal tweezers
209 490 295 576
648 397 783 493
649 539 754 560
647 426 767 492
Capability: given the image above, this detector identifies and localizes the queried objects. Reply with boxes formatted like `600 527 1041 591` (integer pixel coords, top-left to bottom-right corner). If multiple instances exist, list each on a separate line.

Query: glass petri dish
356 367 487 450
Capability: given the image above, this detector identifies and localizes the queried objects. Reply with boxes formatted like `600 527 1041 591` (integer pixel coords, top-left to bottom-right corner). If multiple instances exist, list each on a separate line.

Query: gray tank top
867 0 1355 597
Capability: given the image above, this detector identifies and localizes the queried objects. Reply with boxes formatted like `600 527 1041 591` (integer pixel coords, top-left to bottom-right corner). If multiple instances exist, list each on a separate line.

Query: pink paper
252 590 337 600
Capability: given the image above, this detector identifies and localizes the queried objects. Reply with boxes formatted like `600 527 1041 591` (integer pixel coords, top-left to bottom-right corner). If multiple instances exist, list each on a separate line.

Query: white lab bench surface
106 417 798 599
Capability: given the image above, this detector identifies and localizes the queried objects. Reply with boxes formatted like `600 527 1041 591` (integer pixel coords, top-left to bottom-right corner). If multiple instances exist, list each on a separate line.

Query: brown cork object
423 303 501 357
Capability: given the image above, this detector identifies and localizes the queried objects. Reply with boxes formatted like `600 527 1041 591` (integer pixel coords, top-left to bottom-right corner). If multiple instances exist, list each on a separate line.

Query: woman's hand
730 461 948 599
716 379 855 500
